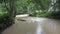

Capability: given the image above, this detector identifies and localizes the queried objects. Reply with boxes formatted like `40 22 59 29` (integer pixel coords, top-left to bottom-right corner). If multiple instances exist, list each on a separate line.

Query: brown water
2 17 60 34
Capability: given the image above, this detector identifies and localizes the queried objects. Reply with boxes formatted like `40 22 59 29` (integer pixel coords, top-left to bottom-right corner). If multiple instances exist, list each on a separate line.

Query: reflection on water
36 23 43 34
2 17 60 34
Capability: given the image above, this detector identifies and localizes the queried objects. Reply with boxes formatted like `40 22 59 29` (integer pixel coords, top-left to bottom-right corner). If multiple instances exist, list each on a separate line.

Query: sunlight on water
36 23 43 34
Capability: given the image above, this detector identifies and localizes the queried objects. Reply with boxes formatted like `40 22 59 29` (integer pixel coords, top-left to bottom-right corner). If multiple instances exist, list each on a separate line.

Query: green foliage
0 12 14 30
32 10 46 17
15 0 51 15
0 0 14 30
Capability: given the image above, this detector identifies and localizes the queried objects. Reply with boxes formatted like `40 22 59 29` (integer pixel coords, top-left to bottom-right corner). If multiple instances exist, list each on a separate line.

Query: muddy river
2 17 60 34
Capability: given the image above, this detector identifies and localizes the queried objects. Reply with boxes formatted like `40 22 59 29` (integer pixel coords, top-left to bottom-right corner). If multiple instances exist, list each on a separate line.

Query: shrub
0 12 14 31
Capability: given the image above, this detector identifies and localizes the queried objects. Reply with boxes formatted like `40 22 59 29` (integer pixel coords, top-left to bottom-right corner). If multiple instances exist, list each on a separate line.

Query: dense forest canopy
0 0 60 18
0 0 60 33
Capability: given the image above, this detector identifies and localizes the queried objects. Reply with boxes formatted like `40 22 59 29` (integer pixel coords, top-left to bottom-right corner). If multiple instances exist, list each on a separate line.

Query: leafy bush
33 10 47 17
0 12 14 31
46 11 60 19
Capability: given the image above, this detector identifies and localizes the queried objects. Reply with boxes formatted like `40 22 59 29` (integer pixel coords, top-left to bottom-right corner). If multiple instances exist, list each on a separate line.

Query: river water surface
2 17 60 34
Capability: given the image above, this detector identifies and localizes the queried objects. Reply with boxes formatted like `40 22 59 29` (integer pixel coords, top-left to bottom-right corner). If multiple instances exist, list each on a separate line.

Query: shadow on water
0 22 14 34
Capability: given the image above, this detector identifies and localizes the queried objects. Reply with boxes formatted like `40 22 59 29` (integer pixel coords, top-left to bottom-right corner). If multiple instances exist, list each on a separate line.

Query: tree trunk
9 0 16 24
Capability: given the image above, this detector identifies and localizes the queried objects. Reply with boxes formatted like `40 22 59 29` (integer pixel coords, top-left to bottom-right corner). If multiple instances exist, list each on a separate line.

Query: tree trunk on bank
9 0 16 24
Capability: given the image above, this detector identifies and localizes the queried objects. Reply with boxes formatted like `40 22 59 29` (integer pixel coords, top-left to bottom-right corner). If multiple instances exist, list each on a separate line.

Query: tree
0 0 16 32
